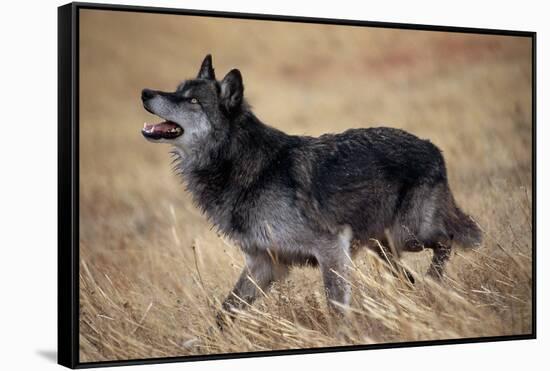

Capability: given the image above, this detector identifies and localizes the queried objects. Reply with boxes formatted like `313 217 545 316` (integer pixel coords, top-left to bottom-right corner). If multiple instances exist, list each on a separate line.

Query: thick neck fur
172 109 302 236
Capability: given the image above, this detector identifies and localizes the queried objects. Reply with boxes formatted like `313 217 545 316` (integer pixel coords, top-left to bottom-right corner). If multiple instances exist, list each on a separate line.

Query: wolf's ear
220 69 244 113
197 54 215 80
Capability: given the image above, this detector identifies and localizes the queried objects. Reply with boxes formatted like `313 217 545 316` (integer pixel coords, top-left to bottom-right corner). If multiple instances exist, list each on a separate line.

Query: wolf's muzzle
141 88 157 102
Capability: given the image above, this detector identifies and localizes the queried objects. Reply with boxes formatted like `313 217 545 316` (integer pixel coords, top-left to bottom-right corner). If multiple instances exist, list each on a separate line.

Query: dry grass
78 10 533 362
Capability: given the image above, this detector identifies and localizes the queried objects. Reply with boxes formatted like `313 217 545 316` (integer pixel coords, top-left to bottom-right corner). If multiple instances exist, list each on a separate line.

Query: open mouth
142 121 184 140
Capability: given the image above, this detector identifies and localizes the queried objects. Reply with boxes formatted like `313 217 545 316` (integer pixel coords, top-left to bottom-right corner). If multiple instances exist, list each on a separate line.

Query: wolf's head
141 55 244 152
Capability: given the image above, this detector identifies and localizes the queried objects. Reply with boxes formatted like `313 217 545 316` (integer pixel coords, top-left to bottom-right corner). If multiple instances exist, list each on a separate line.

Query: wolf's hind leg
426 241 452 280
221 251 288 313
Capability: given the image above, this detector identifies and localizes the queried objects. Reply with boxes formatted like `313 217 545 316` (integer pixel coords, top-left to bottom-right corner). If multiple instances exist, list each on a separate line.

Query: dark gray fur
141 55 482 317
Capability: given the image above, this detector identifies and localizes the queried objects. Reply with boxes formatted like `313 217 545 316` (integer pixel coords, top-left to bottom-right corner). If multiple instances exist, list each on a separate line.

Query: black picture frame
58 2 537 369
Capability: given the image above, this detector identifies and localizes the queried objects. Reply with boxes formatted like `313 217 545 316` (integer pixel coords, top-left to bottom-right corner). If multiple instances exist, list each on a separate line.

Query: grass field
78 10 533 362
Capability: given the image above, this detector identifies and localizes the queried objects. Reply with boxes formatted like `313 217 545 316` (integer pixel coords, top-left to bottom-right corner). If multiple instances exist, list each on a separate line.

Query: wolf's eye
190 98 199 104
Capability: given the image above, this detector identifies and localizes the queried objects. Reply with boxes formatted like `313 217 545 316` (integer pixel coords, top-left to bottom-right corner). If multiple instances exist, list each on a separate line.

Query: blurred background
79 9 532 362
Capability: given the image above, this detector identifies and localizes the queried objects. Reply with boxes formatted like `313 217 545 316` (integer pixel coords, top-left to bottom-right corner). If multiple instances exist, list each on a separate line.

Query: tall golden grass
78 10 532 362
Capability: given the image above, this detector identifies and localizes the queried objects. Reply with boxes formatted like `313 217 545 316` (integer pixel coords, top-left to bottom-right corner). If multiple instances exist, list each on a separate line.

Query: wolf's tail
446 202 482 248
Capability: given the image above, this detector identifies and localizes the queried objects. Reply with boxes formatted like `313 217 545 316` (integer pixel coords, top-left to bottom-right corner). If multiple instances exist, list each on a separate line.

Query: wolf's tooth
151 126 155 133
143 122 147 129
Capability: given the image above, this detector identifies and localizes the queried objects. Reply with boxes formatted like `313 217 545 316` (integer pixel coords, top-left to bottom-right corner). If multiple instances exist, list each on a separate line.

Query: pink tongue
143 121 179 133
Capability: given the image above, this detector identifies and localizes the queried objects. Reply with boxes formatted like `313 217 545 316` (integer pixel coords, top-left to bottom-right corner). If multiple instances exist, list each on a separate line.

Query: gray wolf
141 54 482 317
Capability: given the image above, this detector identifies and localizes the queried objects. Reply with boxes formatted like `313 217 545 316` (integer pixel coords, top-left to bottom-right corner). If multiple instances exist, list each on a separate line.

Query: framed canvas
58 2 536 368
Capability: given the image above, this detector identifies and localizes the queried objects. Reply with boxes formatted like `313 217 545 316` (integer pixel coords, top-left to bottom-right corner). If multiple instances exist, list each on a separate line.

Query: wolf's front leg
316 227 353 316
220 250 288 317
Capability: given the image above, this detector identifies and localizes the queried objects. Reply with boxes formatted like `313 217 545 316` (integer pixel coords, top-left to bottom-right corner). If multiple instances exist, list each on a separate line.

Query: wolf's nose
141 88 156 101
